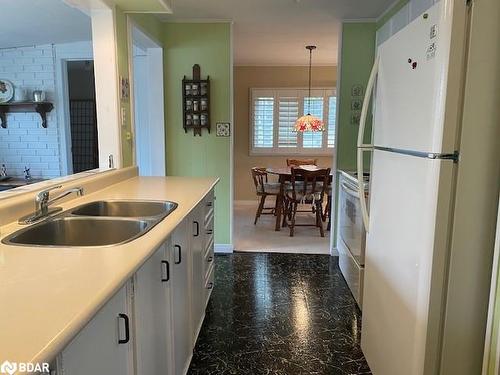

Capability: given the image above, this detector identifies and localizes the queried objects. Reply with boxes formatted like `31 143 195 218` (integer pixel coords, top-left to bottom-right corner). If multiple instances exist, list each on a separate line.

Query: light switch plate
216 122 231 137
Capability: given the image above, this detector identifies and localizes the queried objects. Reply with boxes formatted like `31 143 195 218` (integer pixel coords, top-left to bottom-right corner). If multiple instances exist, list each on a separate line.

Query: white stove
337 170 369 309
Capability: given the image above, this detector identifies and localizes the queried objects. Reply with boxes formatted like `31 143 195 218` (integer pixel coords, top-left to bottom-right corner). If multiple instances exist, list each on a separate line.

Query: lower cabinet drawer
204 264 215 307
203 237 214 278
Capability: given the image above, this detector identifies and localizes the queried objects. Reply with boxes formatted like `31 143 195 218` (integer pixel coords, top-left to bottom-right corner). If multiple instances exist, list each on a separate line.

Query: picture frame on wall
351 84 364 97
351 98 363 111
351 112 361 125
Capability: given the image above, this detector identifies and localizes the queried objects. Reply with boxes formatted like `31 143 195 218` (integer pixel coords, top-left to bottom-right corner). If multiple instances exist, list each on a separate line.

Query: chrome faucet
19 185 84 225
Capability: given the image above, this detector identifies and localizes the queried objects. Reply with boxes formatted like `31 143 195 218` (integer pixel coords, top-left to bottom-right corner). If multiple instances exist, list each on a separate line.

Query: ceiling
0 0 92 49
162 0 395 66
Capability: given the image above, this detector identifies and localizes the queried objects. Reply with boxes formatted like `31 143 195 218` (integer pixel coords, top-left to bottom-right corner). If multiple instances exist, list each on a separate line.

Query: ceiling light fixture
294 45 325 132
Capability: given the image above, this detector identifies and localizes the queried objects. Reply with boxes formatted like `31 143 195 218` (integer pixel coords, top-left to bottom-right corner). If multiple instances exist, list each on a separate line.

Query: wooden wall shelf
182 64 210 136
0 102 54 129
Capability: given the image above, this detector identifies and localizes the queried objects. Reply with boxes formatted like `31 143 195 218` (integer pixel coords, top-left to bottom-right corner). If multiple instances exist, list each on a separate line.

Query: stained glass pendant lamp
294 45 326 132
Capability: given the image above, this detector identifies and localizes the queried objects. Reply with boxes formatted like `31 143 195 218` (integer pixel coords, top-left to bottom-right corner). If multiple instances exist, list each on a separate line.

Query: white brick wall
0 44 62 179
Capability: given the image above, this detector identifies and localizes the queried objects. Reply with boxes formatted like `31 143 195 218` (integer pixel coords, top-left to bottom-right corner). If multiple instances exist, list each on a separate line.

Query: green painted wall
113 12 232 245
336 22 376 171
333 22 376 248
163 23 232 245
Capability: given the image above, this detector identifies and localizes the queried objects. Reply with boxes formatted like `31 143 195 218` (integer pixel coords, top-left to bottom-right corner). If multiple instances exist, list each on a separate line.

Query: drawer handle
207 256 213 263
206 282 214 290
161 260 170 282
118 313 130 344
193 221 200 237
174 244 182 264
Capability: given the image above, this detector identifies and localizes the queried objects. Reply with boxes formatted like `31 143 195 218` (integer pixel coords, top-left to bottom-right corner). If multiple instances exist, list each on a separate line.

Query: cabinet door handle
206 229 213 235
174 244 182 264
206 282 214 290
161 260 170 282
118 313 130 344
207 256 213 263
193 221 200 237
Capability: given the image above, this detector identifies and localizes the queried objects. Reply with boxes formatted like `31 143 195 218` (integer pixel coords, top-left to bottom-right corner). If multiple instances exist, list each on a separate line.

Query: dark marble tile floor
188 253 371 375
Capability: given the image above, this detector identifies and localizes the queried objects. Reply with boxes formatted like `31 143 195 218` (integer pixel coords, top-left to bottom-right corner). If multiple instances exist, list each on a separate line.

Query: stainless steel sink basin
70 200 178 219
3 217 149 247
2 200 178 247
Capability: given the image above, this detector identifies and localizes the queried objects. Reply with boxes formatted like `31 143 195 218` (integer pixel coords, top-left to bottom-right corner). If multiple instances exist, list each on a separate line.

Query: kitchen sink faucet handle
35 185 63 210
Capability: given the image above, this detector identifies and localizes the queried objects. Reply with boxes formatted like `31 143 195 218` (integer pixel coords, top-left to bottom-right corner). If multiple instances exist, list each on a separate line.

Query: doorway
66 60 99 174
129 22 165 176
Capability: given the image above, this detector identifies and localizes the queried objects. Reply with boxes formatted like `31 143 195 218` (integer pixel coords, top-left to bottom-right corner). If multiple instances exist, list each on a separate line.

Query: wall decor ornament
351 98 363 111
216 122 231 137
120 77 130 100
351 112 361 125
351 84 364 97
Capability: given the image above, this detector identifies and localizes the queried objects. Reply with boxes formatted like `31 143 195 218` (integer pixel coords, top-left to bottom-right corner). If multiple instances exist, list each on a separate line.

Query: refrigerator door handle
357 56 379 232
341 182 360 198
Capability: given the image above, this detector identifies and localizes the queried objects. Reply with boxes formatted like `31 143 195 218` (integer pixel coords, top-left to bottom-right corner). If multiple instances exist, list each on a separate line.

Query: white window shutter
278 94 299 148
328 96 337 147
252 93 274 148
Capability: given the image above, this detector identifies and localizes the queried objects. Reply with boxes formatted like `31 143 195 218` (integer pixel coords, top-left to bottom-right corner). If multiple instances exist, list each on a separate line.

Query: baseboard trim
234 199 257 206
215 244 234 253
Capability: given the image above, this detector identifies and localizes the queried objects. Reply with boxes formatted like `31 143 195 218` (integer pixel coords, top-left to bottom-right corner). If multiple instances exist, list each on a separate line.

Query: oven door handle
341 182 360 198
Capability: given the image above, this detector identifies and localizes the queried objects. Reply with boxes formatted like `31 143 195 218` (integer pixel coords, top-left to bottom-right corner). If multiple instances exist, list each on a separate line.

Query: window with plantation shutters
250 88 336 155
278 94 299 148
252 94 274 148
327 96 337 147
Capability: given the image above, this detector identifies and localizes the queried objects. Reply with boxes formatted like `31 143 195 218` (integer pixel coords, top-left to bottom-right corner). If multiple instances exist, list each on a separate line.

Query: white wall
0 44 61 178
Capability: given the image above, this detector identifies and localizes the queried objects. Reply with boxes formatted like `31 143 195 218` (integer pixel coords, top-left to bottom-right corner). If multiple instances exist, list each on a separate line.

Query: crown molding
341 18 377 23
161 18 233 24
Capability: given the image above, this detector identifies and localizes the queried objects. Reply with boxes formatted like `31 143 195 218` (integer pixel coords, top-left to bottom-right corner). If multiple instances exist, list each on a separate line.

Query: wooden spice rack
182 64 210 136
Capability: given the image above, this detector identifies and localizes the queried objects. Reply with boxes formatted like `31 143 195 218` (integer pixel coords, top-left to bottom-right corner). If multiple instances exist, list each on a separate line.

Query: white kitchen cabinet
55 189 216 375
57 284 134 375
134 242 172 375
170 219 193 375
203 191 215 308
189 202 206 343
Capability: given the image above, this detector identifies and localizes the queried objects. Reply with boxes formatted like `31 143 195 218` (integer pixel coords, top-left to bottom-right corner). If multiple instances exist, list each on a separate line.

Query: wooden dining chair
286 158 318 167
251 167 281 225
284 167 330 237
322 185 333 231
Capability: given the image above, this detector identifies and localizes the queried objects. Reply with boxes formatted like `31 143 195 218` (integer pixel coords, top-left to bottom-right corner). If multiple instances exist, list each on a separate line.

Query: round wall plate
0 79 14 103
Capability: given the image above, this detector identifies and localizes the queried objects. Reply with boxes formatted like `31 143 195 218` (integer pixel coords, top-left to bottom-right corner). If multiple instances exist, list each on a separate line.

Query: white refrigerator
356 0 473 374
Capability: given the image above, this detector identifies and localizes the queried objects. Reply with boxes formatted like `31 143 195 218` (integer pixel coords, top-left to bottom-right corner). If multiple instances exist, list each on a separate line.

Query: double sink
2 200 178 247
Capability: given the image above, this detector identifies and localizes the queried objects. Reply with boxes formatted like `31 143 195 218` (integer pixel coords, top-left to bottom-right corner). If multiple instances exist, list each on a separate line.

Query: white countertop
0 175 218 366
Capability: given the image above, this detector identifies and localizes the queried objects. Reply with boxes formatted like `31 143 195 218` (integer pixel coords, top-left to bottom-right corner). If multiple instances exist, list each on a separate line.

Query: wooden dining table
266 166 333 231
